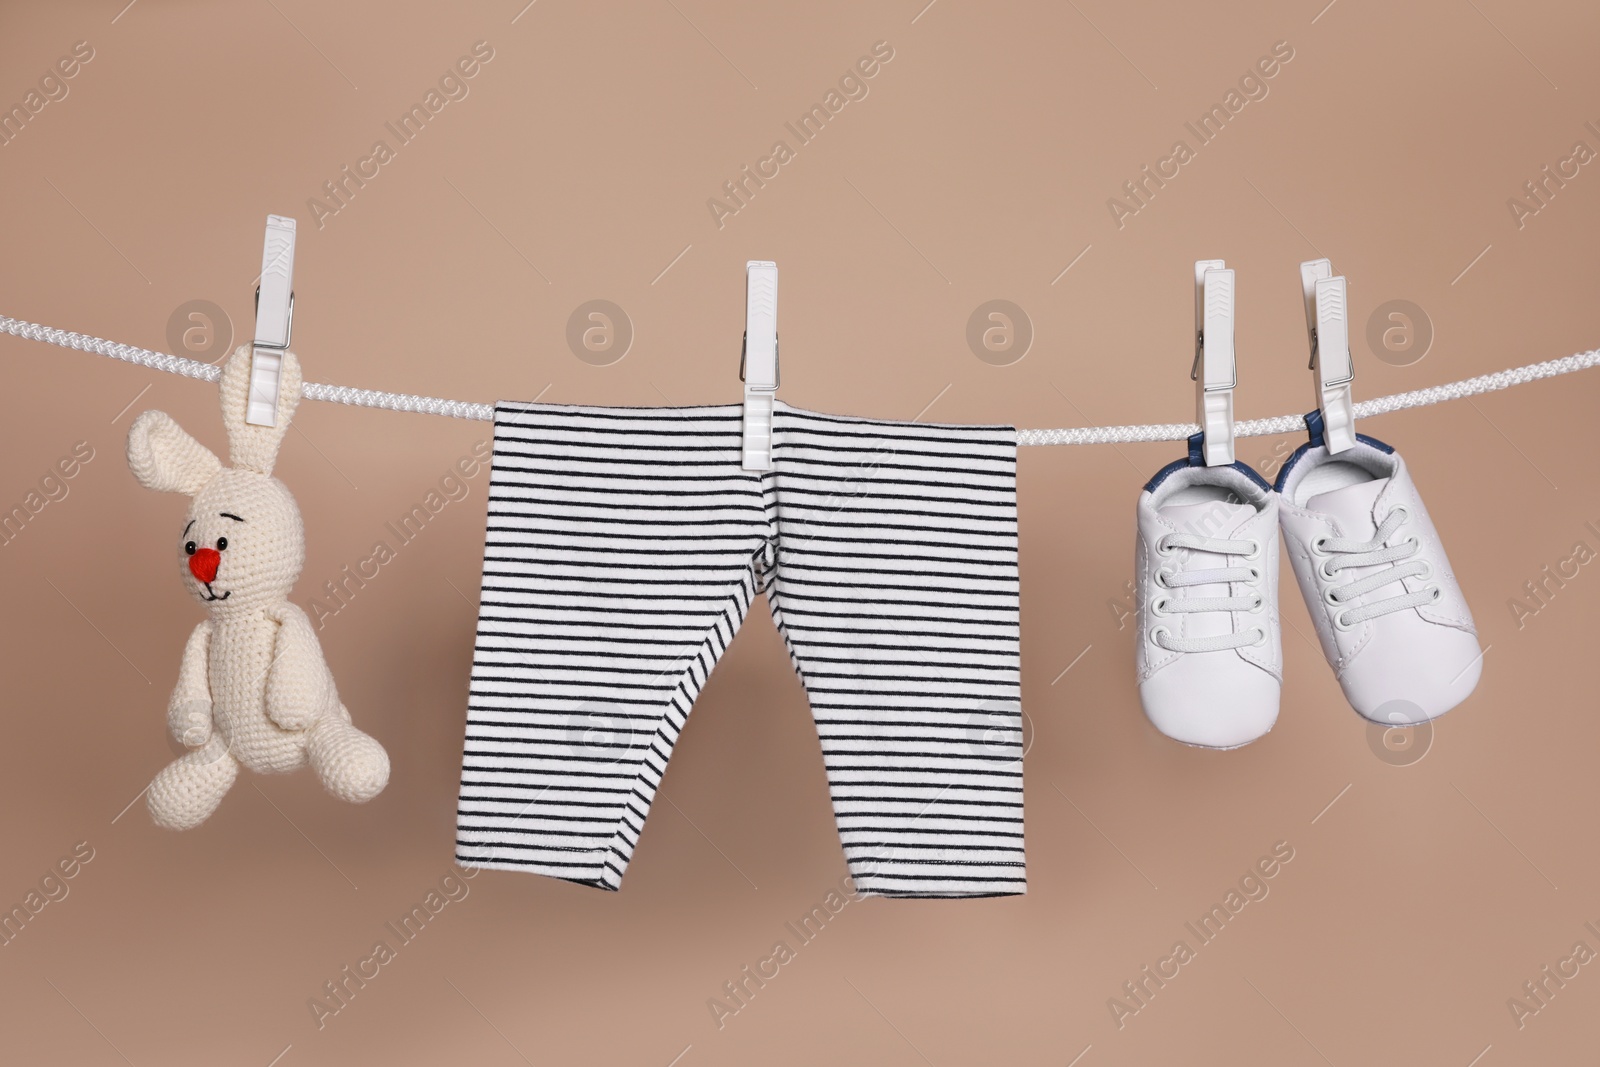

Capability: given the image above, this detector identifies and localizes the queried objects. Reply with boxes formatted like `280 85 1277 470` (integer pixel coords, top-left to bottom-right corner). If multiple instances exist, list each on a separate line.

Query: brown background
1 1 1598 1064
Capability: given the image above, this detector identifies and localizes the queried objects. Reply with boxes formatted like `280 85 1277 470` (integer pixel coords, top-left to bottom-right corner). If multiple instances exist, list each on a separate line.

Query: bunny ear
128 411 222 495
218 344 303 475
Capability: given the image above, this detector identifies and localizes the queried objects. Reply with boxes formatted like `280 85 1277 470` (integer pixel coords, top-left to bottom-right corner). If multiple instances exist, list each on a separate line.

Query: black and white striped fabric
457 401 1025 897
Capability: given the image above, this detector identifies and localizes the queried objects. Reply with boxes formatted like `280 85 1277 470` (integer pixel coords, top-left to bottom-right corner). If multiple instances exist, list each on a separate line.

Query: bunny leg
147 736 239 830
306 711 390 804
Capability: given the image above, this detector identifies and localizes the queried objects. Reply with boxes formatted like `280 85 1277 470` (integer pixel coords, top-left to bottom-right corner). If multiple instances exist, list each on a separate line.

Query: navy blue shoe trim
1304 409 1326 448
1272 412 1399 492
1143 431 1273 494
1356 432 1394 454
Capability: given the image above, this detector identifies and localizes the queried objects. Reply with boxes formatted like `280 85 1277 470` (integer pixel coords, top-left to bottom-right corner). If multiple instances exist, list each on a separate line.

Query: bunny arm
263 602 341 732
167 622 214 747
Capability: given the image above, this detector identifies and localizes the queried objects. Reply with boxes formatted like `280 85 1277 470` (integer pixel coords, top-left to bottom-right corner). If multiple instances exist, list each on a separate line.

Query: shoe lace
1316 506 1439 626
1150 533 1264 654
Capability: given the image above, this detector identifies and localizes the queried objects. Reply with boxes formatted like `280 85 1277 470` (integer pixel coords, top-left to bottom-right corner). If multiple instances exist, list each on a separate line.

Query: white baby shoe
1135 447 1282 748
1275 429 1481 723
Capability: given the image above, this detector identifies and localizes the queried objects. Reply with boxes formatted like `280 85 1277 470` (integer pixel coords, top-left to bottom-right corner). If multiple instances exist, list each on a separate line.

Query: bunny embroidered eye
216 537 228 551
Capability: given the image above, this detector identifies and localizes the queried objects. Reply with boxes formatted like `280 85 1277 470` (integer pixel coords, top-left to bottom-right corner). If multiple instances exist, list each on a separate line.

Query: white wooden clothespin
246 215 297 427
741 260 779 471
1192 259 1236 466
1299 258 1355 454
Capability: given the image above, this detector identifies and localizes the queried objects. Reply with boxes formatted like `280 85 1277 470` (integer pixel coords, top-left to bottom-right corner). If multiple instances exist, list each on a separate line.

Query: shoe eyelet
1242 539 1262 561
1152 597 1171 617
1149 626 1171 647
1248 595 1266 614
1310 537 1330 557
1414 560 1434 582
1322 586 1342 607
1386 505 1410 525
1154 569 1173 589
1333 610 1355 632
1430 586 1442 601
1249 627 1267 646
1246 565 1262 583
1318 559 1339 581
1155 538 1176 557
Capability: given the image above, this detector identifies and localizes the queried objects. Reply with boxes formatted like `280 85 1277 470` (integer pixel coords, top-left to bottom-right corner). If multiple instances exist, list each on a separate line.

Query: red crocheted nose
189 547 220 584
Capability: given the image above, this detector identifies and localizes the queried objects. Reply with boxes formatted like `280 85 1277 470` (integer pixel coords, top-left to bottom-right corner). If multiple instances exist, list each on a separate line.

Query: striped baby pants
456 401 1025 897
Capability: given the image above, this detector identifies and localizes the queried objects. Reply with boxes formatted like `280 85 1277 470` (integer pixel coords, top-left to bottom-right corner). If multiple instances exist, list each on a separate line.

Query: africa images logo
705 41 896 229
1105 40 1295 230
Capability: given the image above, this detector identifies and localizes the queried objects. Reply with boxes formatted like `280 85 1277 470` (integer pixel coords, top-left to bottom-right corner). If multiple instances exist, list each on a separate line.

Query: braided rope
3 313 1594 442
0 316 495 422
1016 349 1600 446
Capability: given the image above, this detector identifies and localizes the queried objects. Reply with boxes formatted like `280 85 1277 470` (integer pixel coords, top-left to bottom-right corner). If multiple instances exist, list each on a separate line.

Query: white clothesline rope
1016 347 1600 446
1 315 497 422
3 313 1596 446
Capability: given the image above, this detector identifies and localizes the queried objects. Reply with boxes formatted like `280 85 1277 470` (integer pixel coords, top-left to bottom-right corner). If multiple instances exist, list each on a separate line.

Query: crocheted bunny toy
128 346 389 830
